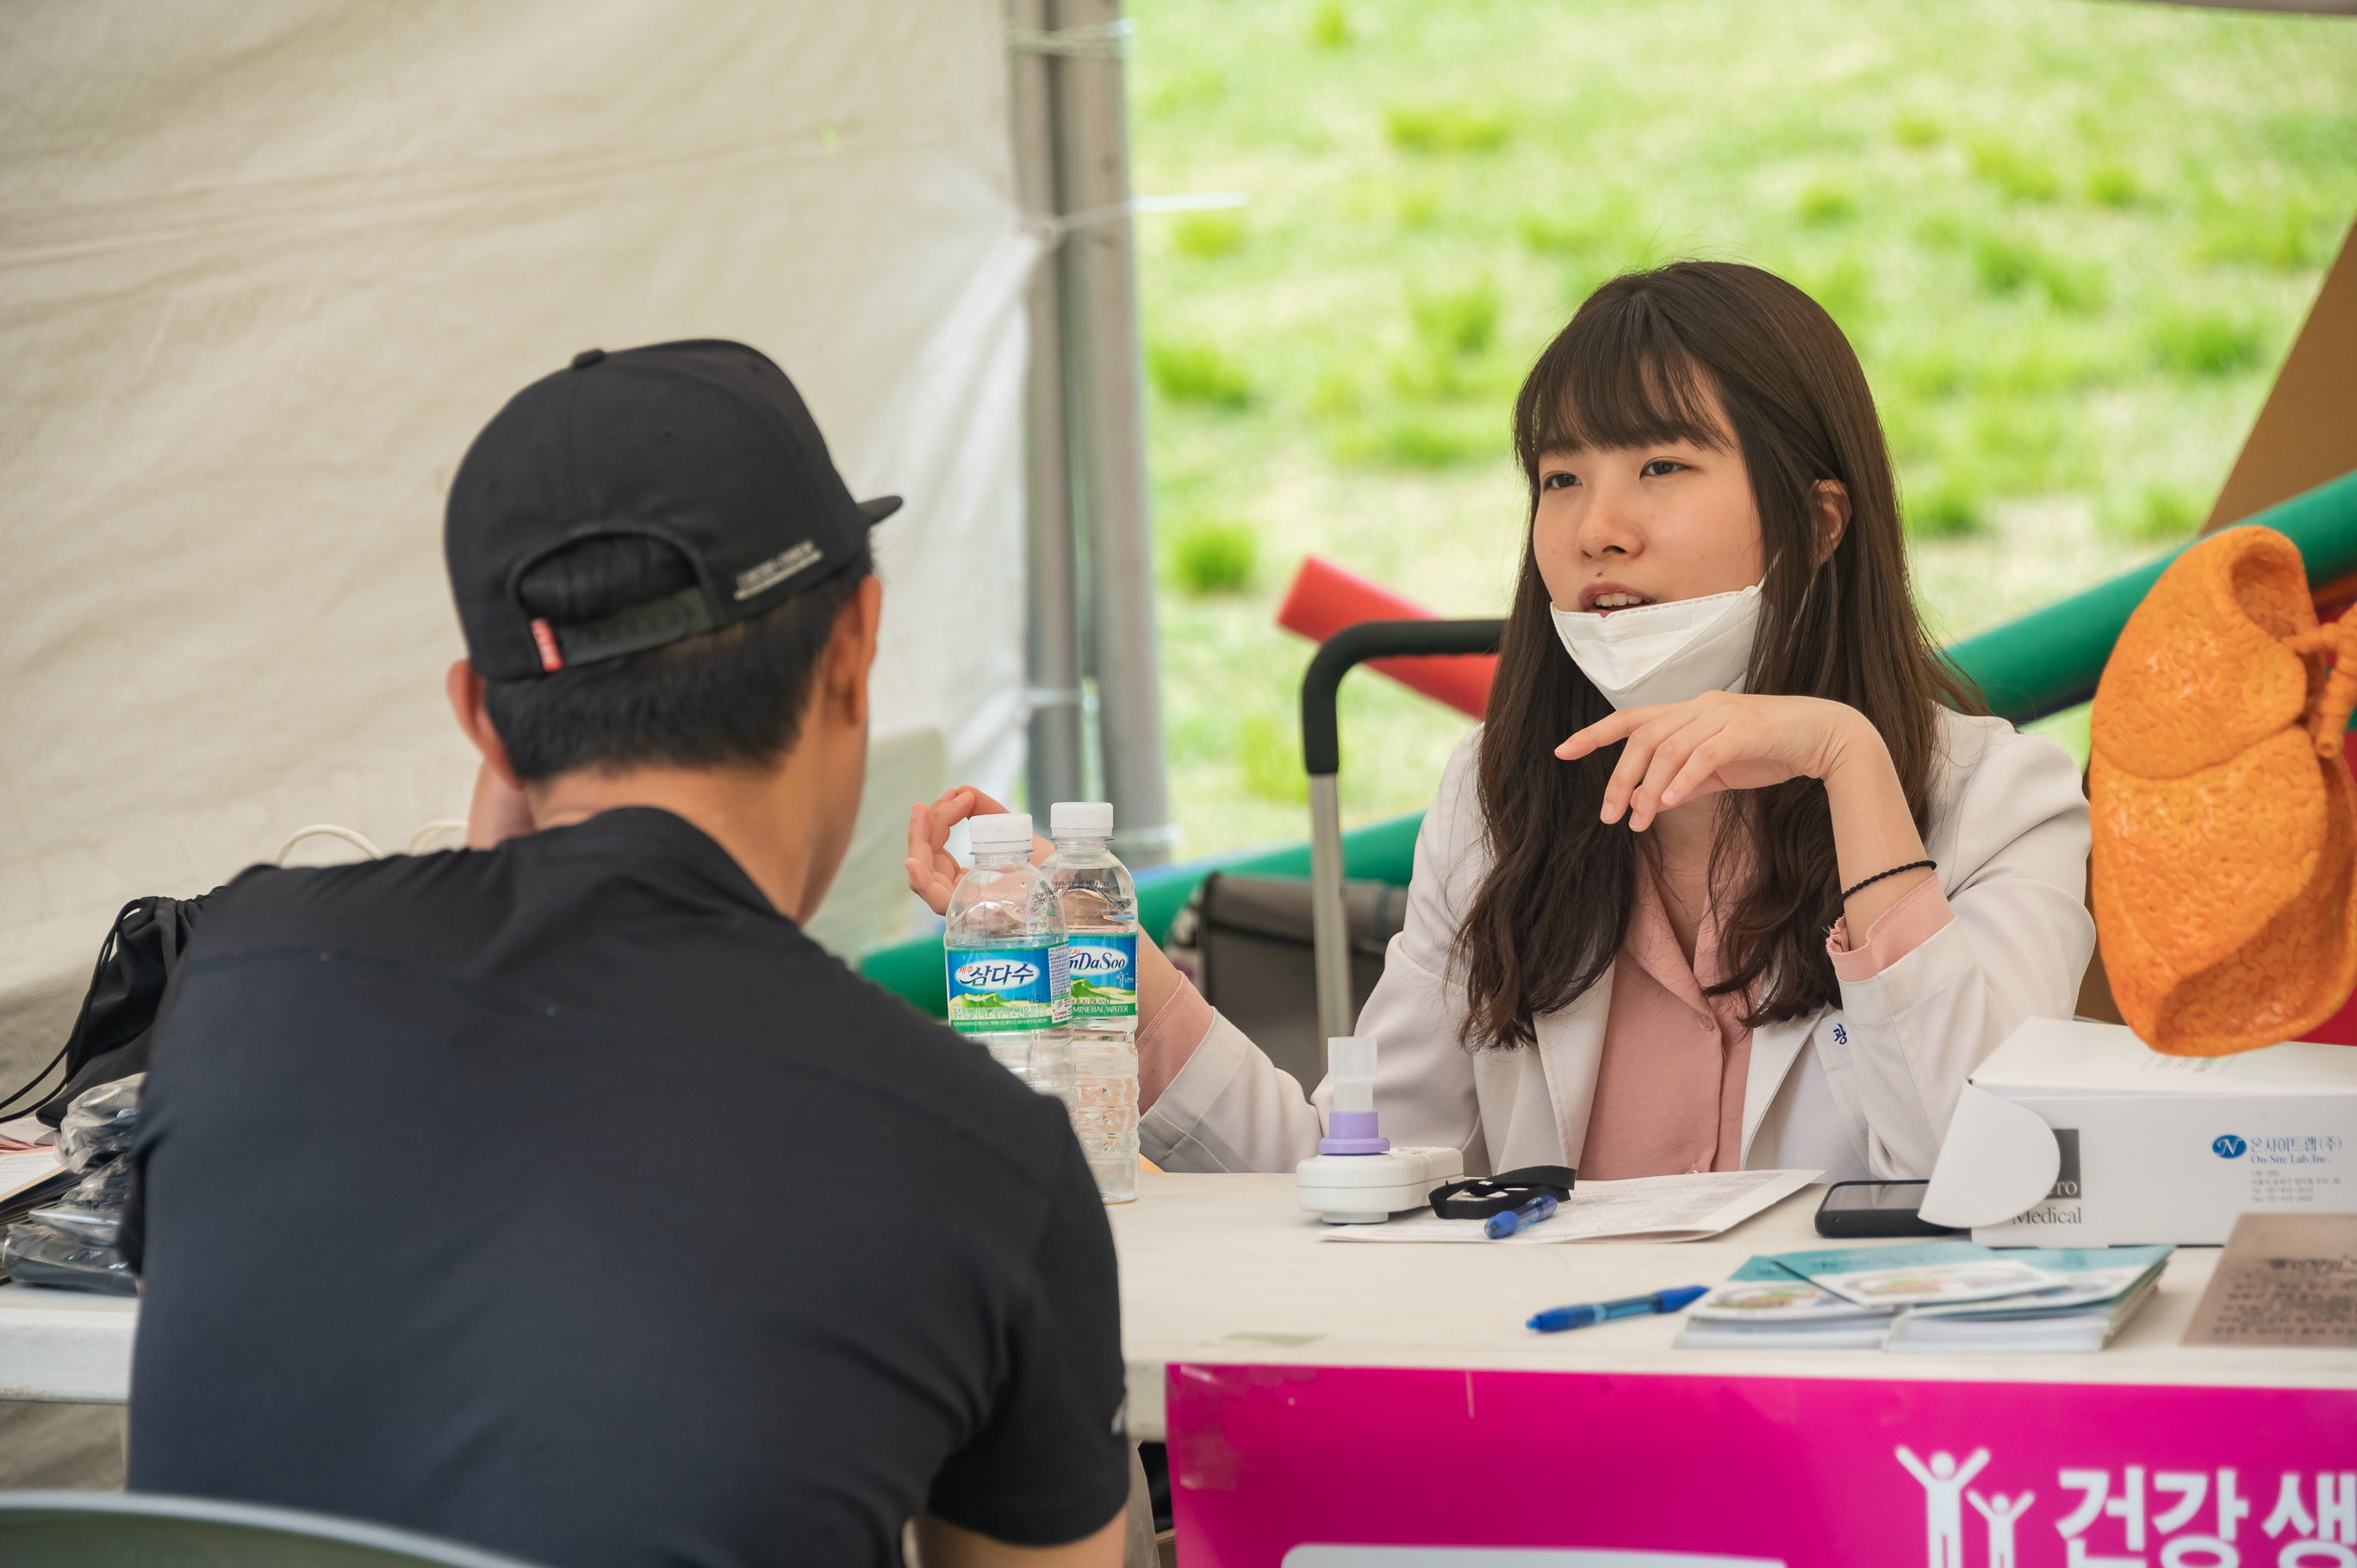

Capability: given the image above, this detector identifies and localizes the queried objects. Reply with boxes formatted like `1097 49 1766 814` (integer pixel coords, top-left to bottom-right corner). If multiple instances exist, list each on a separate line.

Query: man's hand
905 787 1053 916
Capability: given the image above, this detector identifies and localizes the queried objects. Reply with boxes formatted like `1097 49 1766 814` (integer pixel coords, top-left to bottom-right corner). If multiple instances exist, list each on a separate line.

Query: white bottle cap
969 812 1035 854
1050 801 1114 839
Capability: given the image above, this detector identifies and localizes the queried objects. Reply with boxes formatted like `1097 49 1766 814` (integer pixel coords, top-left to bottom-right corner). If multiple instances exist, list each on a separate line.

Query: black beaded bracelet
1841 859 1936 902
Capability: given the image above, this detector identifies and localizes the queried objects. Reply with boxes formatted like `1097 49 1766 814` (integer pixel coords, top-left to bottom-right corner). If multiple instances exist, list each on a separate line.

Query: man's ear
445 660 522 787
1811 480 1852 565
823 576 884 729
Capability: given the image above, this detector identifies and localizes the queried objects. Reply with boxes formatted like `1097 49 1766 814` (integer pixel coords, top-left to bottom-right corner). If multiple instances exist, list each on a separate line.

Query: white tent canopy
0 0 1035 1080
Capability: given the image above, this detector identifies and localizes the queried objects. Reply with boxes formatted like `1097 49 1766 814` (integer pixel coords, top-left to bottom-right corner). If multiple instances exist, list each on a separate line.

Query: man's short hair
484 533 871 781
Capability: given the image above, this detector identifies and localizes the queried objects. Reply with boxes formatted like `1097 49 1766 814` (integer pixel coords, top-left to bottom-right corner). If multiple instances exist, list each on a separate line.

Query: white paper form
1322 1168 1821 1245
0 1148 66 1205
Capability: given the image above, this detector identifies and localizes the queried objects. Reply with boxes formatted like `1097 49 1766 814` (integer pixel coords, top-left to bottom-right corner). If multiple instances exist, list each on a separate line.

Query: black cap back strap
529 586 718 673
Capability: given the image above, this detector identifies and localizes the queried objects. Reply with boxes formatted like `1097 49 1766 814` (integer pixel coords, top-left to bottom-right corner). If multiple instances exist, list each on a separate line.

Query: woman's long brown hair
1452 261 1980 1048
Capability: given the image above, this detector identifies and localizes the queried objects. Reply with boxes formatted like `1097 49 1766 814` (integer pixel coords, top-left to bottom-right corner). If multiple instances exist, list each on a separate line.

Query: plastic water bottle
944 813 1074 1105
1047 801 1139 1204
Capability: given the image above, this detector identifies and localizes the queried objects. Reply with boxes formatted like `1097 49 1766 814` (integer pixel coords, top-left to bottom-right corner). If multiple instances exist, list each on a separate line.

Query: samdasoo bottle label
946 944 1071 1034
1065 934 1138 1021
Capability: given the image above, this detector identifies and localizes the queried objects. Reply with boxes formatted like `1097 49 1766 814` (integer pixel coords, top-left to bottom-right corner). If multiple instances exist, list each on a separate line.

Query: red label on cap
531 619 565 672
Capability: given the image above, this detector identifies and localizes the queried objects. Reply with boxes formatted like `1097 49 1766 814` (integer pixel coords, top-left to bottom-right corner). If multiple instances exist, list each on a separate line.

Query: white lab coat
1140 709 2093 1182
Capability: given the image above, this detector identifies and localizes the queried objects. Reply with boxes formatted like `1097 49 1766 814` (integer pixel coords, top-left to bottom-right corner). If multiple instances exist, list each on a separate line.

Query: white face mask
1549 582 1763 709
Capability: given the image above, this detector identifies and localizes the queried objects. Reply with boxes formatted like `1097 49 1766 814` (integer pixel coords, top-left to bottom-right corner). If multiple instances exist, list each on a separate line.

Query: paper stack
0 1148 72 1228
1885 1247 2173 1353
1675 1240 2174 1353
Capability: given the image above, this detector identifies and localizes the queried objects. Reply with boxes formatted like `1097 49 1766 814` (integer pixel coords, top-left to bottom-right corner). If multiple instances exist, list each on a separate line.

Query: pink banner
1168 1363 2357 1568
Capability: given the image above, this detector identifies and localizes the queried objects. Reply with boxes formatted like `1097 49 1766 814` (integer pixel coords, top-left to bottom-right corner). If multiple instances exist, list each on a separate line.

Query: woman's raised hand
904 787 1054 915
1555 690 1875 832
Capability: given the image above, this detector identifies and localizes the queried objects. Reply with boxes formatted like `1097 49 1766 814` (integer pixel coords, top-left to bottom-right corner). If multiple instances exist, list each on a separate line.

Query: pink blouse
1580 868 1952 1179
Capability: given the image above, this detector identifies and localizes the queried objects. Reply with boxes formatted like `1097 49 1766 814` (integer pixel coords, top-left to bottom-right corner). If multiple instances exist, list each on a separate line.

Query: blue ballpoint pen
1484 1194 1558 1239
1527 1285 1708 1332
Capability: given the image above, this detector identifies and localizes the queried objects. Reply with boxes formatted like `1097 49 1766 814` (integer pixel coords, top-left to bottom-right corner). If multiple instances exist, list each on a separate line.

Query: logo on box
2212 1134 2248 1159
2047 1129 2081 1198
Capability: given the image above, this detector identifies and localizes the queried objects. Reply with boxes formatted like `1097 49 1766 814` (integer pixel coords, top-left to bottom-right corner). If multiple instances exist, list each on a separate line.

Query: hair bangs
1514 284 1727 487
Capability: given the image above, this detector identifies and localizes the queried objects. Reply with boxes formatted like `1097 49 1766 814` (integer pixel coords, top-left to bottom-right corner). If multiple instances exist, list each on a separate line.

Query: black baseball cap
445 339 899 680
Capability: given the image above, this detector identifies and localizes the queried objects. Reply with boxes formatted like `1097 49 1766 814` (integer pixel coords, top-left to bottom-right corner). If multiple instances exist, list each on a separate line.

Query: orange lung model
2092 526 2357 1055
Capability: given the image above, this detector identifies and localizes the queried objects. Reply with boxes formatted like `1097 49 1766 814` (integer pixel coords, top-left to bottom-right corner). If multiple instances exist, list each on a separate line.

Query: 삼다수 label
1066 933 1138 1022
946 943 1070 1035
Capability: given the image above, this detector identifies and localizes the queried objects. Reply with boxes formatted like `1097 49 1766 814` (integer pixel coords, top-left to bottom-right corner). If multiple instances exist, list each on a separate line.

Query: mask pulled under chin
1549 582 1763 710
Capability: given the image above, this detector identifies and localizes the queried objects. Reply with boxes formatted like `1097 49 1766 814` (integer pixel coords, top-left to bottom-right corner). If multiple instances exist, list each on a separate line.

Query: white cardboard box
1921 1017 2357 1246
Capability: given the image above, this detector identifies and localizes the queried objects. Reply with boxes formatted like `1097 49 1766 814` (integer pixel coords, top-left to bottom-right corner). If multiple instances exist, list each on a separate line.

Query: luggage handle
1300 619 1507 1044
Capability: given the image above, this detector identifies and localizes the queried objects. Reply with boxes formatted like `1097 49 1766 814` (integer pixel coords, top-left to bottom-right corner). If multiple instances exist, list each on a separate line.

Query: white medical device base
1296 1146 1465 1224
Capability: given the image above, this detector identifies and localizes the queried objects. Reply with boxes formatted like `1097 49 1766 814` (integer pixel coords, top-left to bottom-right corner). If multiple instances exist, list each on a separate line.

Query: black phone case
1812 1181 1965 1238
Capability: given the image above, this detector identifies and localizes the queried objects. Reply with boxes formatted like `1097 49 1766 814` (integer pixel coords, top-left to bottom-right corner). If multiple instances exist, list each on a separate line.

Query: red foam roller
1277 555 1497 719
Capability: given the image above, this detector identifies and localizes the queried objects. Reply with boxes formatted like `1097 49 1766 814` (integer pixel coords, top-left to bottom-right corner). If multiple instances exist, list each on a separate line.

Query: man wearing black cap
121 342 1133 1568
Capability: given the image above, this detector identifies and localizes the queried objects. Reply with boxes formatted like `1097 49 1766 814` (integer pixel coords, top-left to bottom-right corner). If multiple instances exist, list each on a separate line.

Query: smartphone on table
1813 1179 1966 1238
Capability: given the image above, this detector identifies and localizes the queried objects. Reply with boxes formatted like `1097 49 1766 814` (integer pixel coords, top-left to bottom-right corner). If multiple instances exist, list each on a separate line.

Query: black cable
0 1040 72 1121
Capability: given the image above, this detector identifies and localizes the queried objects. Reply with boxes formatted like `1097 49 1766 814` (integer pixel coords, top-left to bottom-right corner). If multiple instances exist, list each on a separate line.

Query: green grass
1409 277 1502 358
1892 109 1942 150
1172 210 1247 258
1968 137 2062 203
1800 182 1861 227
1384 103 1514 153
2152 309 2267 377
1130 0 2357 857
1166 517 1259 594
1146 339 1252 408
2086 163 2143 209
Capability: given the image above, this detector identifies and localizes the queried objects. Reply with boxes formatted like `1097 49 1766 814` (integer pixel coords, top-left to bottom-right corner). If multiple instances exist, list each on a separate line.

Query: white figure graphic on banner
1898 1446 1993 1568
1968 1490 2036 1568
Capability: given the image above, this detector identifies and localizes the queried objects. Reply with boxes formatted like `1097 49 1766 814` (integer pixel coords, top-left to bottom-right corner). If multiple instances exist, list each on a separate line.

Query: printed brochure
1769 1240 2070 1308
1676 1242 2174 1353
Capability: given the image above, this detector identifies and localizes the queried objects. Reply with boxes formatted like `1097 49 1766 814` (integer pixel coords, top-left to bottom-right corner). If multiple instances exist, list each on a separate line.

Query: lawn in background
1127 0 2356 860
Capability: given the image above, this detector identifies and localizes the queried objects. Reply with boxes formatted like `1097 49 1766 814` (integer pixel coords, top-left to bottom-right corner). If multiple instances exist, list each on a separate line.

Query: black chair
0 1490 547 1568
1300 618 1506 1041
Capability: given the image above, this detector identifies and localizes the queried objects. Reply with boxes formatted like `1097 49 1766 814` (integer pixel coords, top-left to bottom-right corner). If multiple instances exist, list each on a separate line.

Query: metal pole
1008 0 1085 814
1050 0 1174 867
1308 774 1353 1046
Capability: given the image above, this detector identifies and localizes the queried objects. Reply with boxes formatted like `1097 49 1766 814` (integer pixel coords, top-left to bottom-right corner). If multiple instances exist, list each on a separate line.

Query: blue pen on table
1527 1285 1708 1333
1483 1194 1558 1240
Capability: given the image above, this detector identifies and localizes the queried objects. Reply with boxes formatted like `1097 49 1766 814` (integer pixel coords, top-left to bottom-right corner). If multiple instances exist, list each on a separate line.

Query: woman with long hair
908 261 2093 1181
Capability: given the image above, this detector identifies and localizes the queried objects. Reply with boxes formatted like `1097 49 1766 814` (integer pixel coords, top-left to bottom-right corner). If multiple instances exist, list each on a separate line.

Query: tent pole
1051 0 1174 866
1010 0 1085 816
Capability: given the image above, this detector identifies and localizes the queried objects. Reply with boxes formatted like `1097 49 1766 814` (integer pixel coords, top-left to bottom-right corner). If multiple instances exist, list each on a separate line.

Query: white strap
406 820 469 855
272 824 383 865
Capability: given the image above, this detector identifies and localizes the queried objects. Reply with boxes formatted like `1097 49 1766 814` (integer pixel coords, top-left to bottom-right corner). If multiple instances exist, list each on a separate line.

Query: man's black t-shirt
121 808 1129 1568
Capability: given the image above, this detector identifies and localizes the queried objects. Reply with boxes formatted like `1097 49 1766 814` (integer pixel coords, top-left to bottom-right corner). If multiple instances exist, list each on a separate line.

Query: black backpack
0 893 213 1127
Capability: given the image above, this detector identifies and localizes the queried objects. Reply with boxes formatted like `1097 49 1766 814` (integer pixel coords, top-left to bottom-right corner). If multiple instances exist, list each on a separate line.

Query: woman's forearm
1822 715 1936 934
1131 928 1203 1110
1135 925 1185 1025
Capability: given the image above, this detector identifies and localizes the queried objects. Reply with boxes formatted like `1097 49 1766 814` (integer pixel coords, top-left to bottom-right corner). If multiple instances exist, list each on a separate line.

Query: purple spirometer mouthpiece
1318 1037 1391 1154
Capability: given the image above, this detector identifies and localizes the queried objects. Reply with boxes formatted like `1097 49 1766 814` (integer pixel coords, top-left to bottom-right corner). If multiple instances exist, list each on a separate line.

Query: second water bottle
1046 802 1140 1204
